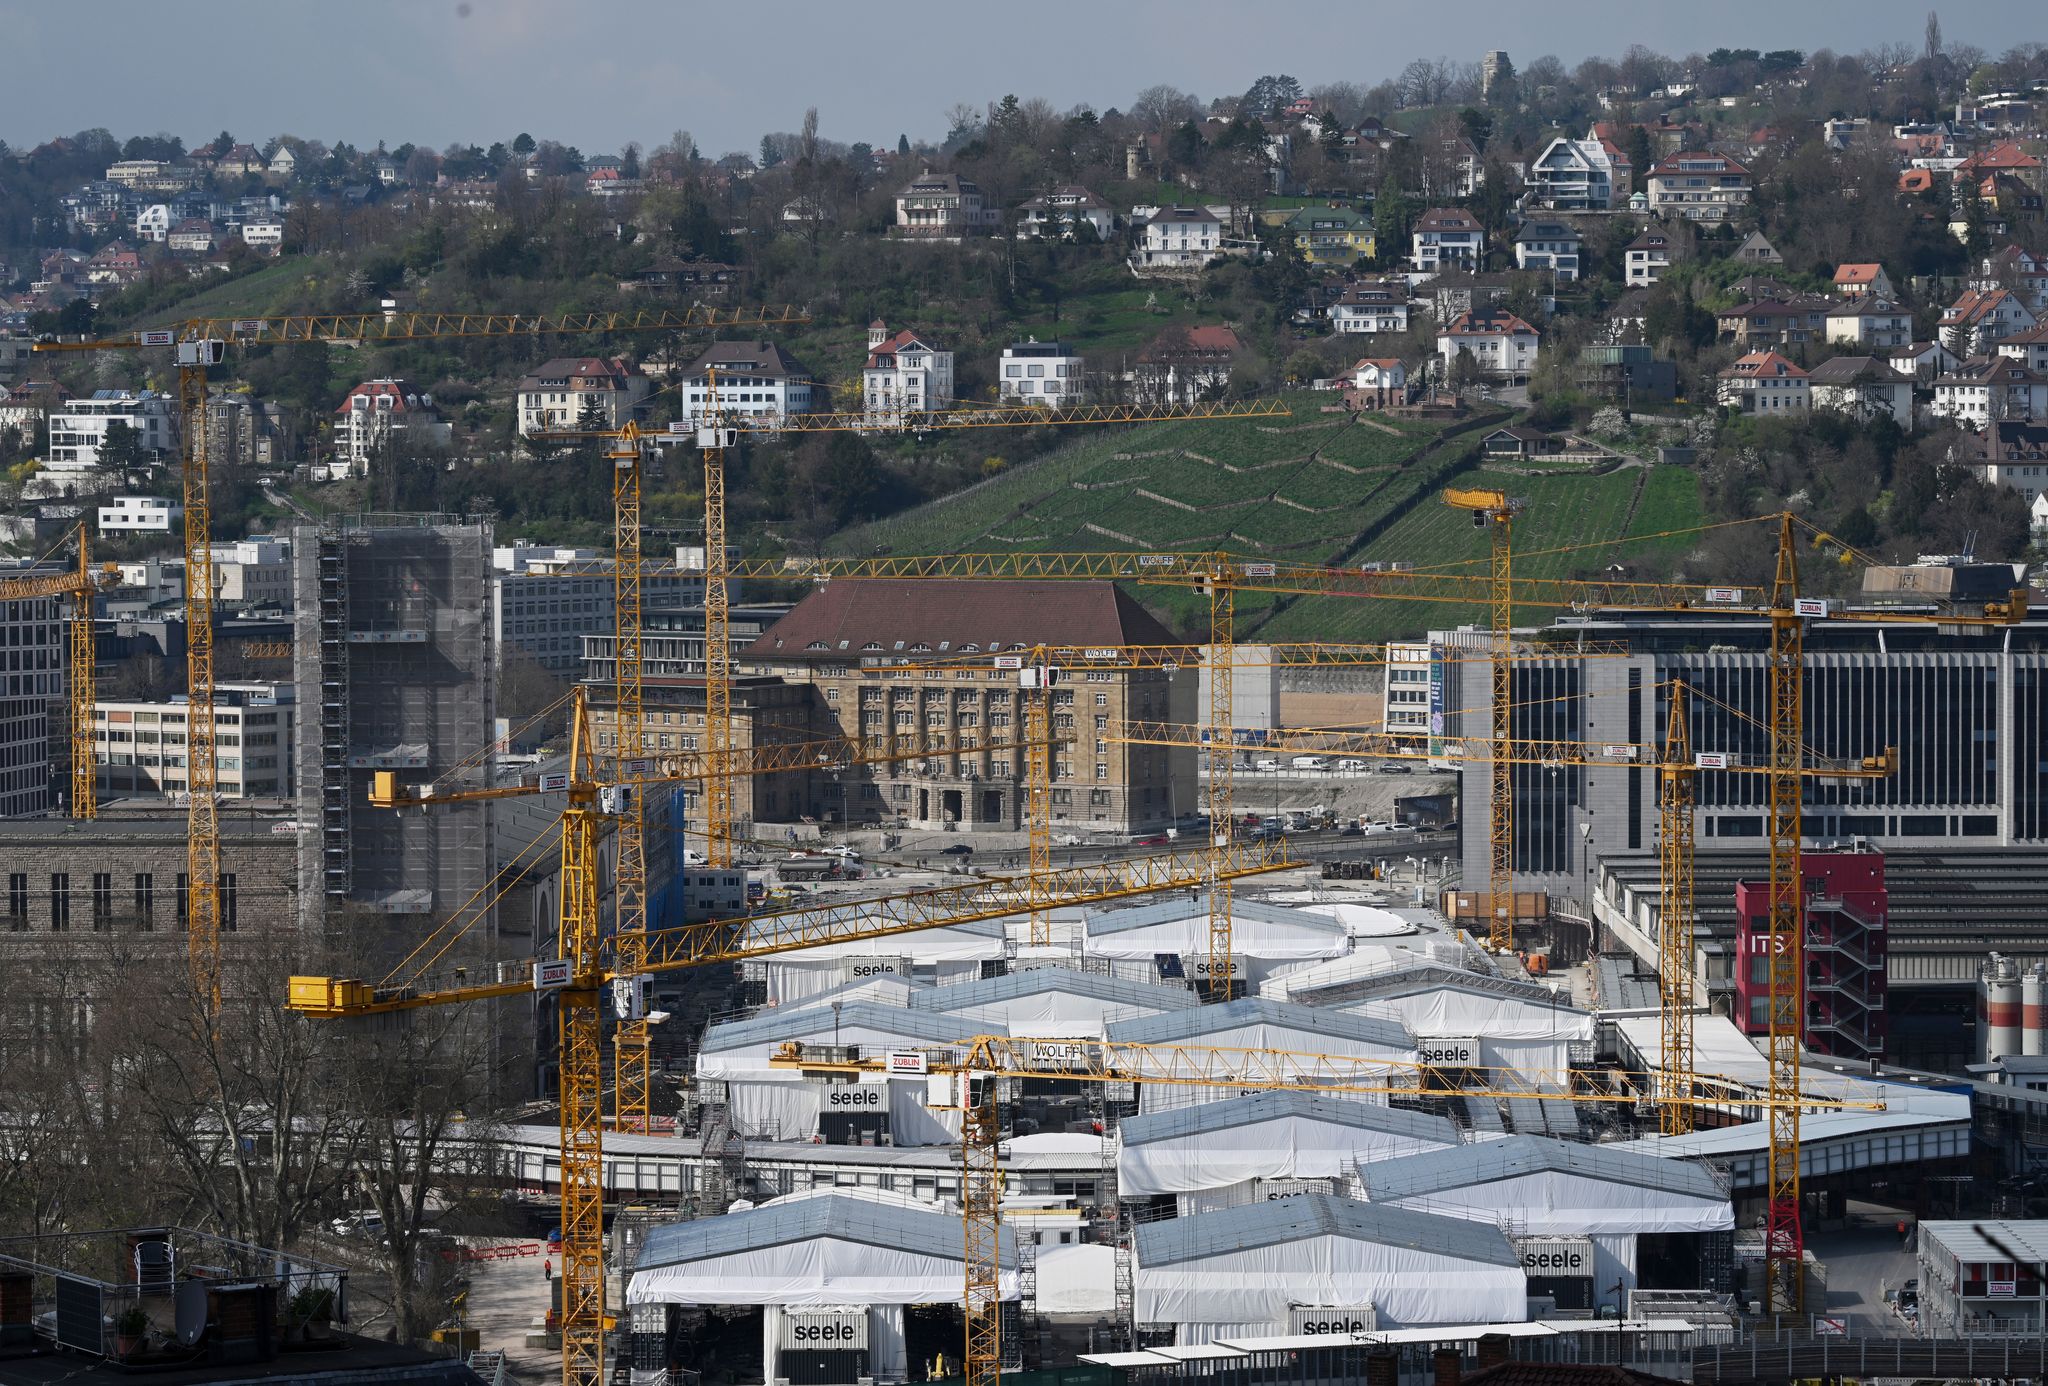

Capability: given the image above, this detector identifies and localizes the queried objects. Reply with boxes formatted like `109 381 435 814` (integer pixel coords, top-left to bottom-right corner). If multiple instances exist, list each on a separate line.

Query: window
50 873 70 931
6 873 24 929
92 872 112 928
223 874 238 932
177 872 189 930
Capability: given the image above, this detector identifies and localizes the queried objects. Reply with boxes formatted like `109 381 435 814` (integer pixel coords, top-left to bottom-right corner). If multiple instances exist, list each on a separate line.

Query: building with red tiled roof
1832 263 1895 299
1646 152 1752 221
746 579 1188 833
1717 351 1809 414
1134 325 1243 402
1438 308 1540 384
331 378 452 478
1941 288 2039 356
515 356 649 438
1897 168 1936 195
861 320 954 418
1956 141 2045 178
1411 207 1485 272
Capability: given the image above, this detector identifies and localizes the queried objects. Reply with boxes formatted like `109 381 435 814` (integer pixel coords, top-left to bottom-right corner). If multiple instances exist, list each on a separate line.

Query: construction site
10 310 2048 1386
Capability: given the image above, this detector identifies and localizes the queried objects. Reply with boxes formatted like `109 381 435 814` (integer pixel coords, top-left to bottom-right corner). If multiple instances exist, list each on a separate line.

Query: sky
3 0 2040 161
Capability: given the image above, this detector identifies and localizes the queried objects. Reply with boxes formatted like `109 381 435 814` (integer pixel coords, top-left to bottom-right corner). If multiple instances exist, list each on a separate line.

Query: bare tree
1130 84 1202 130
1308 82 1368 127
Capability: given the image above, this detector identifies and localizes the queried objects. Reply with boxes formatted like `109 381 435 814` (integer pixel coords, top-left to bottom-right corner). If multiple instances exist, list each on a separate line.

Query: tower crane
291 684 1292 1386
774 1030 1885 1386
1442 488 1524 949
0 524 121 818
35 303 806 1007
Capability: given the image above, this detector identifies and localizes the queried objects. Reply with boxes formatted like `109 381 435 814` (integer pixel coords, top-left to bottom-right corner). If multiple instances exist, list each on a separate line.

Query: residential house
1132 206 1228 271
1624 230 1671 287
241 216 284 251
330 379 451 478
1410 207 1485 273
1832 263 1896 299
166 219 218 254
1480 426 1577 459
1806 356 1914 424
1717 296 1834 349
1437 308 1540 384
1525 135 1625 210
1954 141 2045 183
998 337 1086 404
625 257 743 299
84 243 146 287
0 381 60 435
1890 340 1963 384
1974 420 2048 513
203 393 294 471
1513 221 1582 281
1728 274 1798 303
1134 325 1242 403
1282 204 1374 265
1348 358 1412 407
105 159 199 193
1645 152 1752 221
211 143 266 179
1940 288 2039 356
265 144 298 181
1972 245 2048 314
48 390 180 470
1734 230 1784 264
893 169 999 239
1015 186 1114 241
97 495 182 535
133 204 172 242
1932 357 2048 428
1328 279 1411 335
1959 172 2045 241
862 320 955 420
1995 324 2048 373
1717 351 1810 414
675 341 817 425
515 356 650 438
1825 297 1915 351
1424 273 1515 326
1605 290 1652 342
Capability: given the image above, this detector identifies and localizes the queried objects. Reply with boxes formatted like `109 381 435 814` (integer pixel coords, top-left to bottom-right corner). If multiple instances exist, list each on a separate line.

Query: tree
897 134 910 156
1624 125 1655 195
1449 345 1485 393
1131 84 1201 130
94 419 147 484
1284 349 1326 385
511 131 536 157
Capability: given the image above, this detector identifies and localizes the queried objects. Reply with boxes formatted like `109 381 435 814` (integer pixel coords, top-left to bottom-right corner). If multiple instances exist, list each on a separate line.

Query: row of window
5 872 238 931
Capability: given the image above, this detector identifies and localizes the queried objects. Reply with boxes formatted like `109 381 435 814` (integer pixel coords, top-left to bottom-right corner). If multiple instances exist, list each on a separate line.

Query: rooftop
745 579 1178 660
1132 1192 1518 1268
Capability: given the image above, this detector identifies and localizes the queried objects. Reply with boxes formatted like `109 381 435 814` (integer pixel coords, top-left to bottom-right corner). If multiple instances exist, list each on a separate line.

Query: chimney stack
1433 1348 1463 1386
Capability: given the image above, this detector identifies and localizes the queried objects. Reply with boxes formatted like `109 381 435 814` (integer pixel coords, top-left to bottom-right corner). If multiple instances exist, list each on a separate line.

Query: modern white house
1410 207 1485 273
1825 298 1915 350
1438 308 1541 384
1645 152 1752 221
675 340 817 425
1132 206 1227 271
1941 288 2039 356
1513 220 1583 281
1349 357 1412 406
1997 324 2048 373
48 390 180 470
1525 136 1624 210
330 378 451 478
240 217 284 250
1015 186 1114 241
1976 421 2048 516
97 495 182 535
1717 350 1810 414
862 320 954 420
1623 230 1672 287
998 337 1086 404
514 356 649 438
1328 280 1411 334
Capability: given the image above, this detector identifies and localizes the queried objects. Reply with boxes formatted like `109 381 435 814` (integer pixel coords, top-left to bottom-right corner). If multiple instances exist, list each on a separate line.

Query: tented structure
910 966 1197 1037
1082 891 1347 988
778 970 934 1012
1133 1193 1524 1338
1357 1134 1733 1297
1117 1091 1461 1213
746 916 1007 1005
1289 963 1593 1077
696 1002 990 1144
1106 999 1416 1112
630 1193 1019 1384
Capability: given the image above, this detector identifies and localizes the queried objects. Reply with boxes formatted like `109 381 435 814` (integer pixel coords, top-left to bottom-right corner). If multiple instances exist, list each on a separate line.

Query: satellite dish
174 1281 209 1347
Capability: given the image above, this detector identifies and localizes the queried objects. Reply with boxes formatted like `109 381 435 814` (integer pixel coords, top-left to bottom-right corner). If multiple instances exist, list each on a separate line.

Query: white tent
748 917 1007 1005
630 1193 1019 1383
910 966 1197 1037
1288 963 1593 1077
1260 943 1461 1001
1357 1134 1733 1296
1106 999 1416 1112
1083 891 1347 988
696 1002 991 1144
1117 1091 1461 1210
1134 1193 1525 1337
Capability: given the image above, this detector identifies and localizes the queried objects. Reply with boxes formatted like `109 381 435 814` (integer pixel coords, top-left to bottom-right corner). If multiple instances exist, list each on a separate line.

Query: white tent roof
750 916 1007 964
697 1001 995 1078
1107 998 1414 1061
1332 969 1594 1043
1357 1134 1732 1235
1260 943 1458 1001
1084 891 1348 961
910 966 1197 1036
630 1193 1019 1307
1117 1091 1460 1195
778 971 934 1010
1295 900 1421 939
1133 1193 1524 1328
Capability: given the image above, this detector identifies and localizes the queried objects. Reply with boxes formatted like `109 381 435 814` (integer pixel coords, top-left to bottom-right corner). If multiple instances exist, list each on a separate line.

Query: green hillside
830 395 1706 641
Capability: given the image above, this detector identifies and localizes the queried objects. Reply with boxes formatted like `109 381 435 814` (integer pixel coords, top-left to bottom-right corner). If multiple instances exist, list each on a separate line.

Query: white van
1291 756 1328 772
1254 757 1282 772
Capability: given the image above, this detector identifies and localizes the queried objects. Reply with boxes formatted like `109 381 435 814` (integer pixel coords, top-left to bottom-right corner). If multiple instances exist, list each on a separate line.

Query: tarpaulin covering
1357 1135 1734 1236
1118 1091 1458 1195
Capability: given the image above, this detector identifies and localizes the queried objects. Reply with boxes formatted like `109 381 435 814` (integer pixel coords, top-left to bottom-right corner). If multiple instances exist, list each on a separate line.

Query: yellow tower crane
0 524 121 818
35 304 806 1007
1441 487 1524 950
294 684 1293 1386
775 1032 1885 1386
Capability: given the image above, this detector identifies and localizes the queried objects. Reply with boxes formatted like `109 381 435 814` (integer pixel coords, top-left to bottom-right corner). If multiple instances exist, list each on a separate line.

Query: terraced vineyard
830 394 1705 640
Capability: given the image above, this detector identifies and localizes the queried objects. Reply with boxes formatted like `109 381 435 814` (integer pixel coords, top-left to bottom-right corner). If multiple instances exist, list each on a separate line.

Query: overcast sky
4 0 2039 160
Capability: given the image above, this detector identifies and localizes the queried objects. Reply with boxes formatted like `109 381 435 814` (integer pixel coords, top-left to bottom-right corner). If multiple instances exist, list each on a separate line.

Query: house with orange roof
1348 357 1413 406
1832 263 1896 300
1437 308 1540 384
1897 169 1936 196
1717 351 1809 415
1941 288 2039 356
1973 246 2048 313
1955 142 2045 180
861 320 954 420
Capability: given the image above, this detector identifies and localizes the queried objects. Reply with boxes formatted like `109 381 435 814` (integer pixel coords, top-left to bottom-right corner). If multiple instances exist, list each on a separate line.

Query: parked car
939 843 975 856
1377 762 1413 775
1132 834 1168 847
820 844 861 861
1052 832 1084 847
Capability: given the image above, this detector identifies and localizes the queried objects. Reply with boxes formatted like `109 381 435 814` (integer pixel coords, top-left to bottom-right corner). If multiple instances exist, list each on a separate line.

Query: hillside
830 395 1706 642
